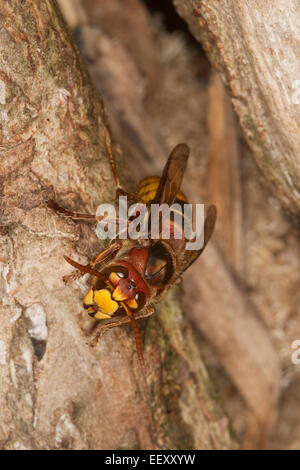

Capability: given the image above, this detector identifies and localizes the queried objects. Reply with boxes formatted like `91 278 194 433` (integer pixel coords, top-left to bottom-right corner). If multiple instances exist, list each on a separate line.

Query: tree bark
0 0 235 449
174 0 300 223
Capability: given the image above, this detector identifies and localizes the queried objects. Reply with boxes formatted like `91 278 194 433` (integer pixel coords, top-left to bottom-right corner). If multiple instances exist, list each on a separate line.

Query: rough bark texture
183 245 280 449
174 0 300 223
0 1 235 449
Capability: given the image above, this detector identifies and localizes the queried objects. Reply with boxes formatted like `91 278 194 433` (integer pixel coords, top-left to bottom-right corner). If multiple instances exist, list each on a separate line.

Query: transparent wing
153 143 189 205
180 204 217 273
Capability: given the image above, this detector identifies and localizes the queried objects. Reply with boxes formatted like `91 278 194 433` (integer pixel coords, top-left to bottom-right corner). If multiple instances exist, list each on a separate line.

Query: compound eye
134 291 146 310
145 242 174 285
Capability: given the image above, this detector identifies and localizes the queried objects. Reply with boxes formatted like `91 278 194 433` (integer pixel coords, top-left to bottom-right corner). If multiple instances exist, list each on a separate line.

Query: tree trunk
0 0 235 449
174 0 300 224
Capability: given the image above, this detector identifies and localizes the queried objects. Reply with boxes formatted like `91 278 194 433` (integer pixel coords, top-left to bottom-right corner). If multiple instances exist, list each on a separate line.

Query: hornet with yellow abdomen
47 129 217 373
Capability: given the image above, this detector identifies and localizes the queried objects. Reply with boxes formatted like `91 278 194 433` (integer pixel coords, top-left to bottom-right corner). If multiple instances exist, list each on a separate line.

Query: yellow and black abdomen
137 176 188 204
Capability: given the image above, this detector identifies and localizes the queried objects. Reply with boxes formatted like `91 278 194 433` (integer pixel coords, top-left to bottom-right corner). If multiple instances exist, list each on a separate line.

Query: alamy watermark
95 196 205 250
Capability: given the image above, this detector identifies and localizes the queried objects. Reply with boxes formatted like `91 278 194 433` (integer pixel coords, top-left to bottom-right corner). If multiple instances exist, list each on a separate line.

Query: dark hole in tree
142 0 210 77
143 0 202 50
31 338 47 361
